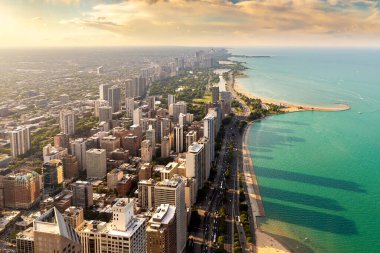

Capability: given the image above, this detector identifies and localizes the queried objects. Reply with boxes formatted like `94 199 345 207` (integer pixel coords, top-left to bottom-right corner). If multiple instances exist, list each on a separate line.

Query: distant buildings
59 110 75 136
99 83 112 101
220 91 232 115
86 148 106 179
173 101 187 123
204 114 215 162
173 125 184 154
125 97 135 118
99 106 112 122
10 126 31 158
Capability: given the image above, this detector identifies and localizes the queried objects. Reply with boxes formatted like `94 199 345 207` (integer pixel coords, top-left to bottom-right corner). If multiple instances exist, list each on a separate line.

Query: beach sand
234 81 350 113
256 230 291 253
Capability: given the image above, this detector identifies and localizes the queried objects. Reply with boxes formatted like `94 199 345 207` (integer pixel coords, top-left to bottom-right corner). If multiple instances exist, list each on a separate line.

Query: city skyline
1 0 380 48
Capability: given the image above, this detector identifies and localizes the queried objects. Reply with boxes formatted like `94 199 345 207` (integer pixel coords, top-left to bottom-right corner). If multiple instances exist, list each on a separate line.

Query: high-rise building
71 181 93 210
125 97 135 118
211 85 220 103
0 169 42 209
220 91 232 115
168 94 175 108
77 198 146 253
173 101 187 123
99 83 112 101
125 79 134 98
146 125 156 156
108 85 121 113
198 136 211 181
86 149 106 179
204 114 215 162
94 99 109 117
186 143 204 190
63 206 84 229
99 106 112 122
42 160 63 195
54 133 69 149
146 204 177 253
133 108 142 126
62 154 79 179
161 136 170 158
16 207 81 253
155 177 186 253
178 113 186 127
186 131 197 151
100 135 120 156
138 178 156 210
160 118 171 140
123 134 139 157
146 96 156 110
141 140 152 163
70 138 87 171
107 169 123 190
10 126 31 158
173 125 184 153
59 110 75 136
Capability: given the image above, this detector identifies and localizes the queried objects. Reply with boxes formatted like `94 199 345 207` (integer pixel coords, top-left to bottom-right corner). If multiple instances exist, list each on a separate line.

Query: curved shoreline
234 80 351 113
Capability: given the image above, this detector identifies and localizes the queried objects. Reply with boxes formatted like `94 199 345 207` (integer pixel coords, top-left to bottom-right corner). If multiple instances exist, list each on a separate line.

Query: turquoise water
230 48 380 253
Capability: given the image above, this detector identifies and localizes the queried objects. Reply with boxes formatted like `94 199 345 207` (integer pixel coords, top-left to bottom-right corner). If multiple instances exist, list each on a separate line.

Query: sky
1 0 380 47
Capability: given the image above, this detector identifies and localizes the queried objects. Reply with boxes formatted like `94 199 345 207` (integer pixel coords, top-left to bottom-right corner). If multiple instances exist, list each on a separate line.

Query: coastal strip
234 79 351 113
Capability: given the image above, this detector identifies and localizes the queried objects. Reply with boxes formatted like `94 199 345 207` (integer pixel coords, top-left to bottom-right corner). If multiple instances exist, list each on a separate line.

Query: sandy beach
234 80 350 113
256 230 291 253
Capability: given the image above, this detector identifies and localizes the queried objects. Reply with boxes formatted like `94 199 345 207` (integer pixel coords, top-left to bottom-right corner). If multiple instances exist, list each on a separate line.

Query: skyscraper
99 106 112 122
220 91 232 115
173 101 187 123
108 85 121 113
155 176 186 253
42 160 63 195
168 94 175 108
141 140 152 163
211 85 220 103
94 99 109 117
86 148 106 178
99 83 112 101
186 142 205 190
125 79 134 98
146 204 177 253
133 108 142 126
71 181 93 210
173 125 184 153
138 178 156 210
70 138 87 171
125 97 135 118
146 125 156 156
9 126 31 158
204 114 215 162
186 131 197 151
59 110 75 136
161 136 170 158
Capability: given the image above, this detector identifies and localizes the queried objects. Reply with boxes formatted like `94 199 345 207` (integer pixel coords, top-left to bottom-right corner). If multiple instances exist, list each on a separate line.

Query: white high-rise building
198 136 211 181
125 97 135 118
186 131 197 151
9 126 31 158
133 108 142 126
168 94 175 107
70 138 87 171
204 114 215 162
108 85 121 113
86 149 107 179
138 178 156 210
178 113 186 127
146 125 156 156
173 125 184 153
186 142 204 190
173 101 187 123
99 83 112 101
155 176 186 253
77 198 146 253
59 110 75 136
94 99 109 117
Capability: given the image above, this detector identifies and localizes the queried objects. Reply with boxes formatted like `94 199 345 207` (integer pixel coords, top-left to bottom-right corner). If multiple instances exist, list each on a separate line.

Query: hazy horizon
1 0 380 48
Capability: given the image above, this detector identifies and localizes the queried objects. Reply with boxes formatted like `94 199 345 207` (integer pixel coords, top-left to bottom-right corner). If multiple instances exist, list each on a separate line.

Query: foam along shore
234 81 351 113
256 230 291 253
